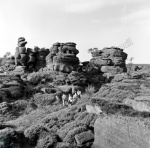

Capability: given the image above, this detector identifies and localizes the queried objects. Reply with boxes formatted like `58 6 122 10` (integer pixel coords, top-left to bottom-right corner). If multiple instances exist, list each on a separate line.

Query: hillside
1 39 150 148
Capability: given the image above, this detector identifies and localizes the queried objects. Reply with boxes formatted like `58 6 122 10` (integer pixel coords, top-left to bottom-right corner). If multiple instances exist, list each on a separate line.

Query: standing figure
62 93 68 106
55 95 60 103
68 94 74 105
77 90 82 98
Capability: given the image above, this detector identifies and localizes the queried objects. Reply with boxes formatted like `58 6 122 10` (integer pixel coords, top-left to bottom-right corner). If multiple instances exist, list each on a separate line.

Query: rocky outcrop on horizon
90 46 128 74
14 37 49 74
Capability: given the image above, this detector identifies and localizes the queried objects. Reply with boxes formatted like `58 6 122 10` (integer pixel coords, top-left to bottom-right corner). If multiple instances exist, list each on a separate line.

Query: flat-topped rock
93 115 150 148
89 47 128 74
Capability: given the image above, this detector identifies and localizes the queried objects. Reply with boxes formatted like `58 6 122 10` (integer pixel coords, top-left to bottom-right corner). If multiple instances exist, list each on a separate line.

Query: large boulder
27 72 42 84
86 105 102 114
124 98 150 112
0 75 25 102
92 115 150 148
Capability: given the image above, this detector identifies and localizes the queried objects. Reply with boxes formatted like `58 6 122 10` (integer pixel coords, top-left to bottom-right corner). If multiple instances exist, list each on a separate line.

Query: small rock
75 131 94 145
124 98 150 112
86 105 102 114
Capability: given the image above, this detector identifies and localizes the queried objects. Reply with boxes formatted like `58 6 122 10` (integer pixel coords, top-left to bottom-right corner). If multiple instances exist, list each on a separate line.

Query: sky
0 0 150 63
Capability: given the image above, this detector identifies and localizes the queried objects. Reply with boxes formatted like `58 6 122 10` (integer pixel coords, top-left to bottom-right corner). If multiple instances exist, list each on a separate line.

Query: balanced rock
15 37 27 66
17 37 27 47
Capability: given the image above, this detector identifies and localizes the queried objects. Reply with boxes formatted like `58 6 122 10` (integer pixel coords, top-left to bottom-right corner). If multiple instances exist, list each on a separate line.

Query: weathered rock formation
14 37 49 73
90 46 128 74
46 42 80 73
15 37 27 66
12 38 128 77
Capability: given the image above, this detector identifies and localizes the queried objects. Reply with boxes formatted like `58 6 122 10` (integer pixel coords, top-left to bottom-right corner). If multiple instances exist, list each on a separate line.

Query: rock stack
15 37 27 66
90 46 128 74
46 42 80 73
14 37 28 74
14 37 49 74
27 47 49 71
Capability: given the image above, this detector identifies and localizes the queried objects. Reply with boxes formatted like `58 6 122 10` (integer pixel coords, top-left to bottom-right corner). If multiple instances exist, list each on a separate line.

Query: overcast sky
0 0 150 63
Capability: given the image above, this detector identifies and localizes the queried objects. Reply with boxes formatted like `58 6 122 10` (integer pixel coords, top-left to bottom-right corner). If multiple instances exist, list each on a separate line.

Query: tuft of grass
85 85 95 96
